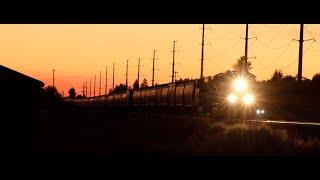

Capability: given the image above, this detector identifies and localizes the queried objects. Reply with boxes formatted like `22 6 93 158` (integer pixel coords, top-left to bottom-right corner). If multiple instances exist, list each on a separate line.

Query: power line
249 30 299 71
258 40 292 49
279 59 298 70
262 24 285 28
280 39 314 71
211 24 242 36
305 26 320 51
212 31 244 41
251 25 291 49
213 35 242 41
257 42 293 69
305 25 316 39
253 37 312 71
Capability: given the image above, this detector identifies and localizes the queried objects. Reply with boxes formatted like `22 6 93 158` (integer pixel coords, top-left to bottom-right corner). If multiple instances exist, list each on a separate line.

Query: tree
271 70 283 82
44 85 61 98
232 56 252 72
312 73 320 83
282 75 296 82
141 78 148 88
133 79 139 90
76 95 83 99
311 73 320 93
109 83 128 94
68 87 76 99
176 78 192 83
108 88 113 94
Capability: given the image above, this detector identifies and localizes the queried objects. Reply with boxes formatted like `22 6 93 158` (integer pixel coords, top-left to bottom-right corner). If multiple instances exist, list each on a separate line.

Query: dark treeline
257 70 320 120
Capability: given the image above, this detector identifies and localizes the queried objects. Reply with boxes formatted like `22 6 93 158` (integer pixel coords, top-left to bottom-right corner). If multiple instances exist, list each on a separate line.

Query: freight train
65 71 265 119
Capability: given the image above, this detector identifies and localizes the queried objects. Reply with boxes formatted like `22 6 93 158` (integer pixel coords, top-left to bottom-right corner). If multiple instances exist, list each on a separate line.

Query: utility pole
297 24 304 81
85 80 88 97
126 59 129 89
94 74 96 97
241 24 257 75
298 24 304 81
99 71 101 96
52 69 56 88
89 78 91 97
113 63 115 90
137 58 141 88
293 24 314 81
152 50 157 86
82 82 85 97
105 66 108 95
244 24 249 75
171 40 177 83
200 24 205 79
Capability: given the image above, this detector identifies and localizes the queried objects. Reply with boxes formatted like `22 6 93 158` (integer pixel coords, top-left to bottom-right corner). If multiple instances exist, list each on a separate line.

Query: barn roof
0 65 44 88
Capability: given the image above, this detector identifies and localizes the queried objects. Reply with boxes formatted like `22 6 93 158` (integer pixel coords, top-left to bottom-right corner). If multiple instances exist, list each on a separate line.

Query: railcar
64 71 265 119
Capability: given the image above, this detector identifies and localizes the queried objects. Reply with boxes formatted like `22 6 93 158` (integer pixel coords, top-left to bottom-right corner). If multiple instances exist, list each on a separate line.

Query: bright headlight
243 94 254 105
227 94 237 104
233 78 248 92
257 109 265 115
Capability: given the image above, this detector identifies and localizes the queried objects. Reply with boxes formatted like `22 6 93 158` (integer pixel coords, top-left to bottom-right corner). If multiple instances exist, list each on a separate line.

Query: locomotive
65 71 264 119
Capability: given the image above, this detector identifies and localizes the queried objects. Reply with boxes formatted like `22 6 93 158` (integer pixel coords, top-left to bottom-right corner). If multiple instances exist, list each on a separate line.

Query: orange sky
1 24 320 96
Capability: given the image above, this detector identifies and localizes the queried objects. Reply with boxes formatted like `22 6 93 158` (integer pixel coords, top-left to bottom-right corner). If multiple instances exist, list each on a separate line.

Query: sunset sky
1 24 320 96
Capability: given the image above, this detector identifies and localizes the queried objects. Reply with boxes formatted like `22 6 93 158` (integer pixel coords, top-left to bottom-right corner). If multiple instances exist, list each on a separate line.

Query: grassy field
31 106 320 156
194 121 320 155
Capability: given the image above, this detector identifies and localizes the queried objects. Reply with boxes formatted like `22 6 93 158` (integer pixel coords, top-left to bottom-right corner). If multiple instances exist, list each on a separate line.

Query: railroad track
242 119 320 139
244 119 320 126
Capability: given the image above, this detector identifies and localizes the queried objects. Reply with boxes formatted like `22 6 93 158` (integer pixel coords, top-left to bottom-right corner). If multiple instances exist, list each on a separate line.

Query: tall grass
189 121 320 155
37 107 320 155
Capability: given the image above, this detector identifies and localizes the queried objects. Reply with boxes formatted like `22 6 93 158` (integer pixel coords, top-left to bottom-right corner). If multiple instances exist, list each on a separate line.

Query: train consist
65 71 264 119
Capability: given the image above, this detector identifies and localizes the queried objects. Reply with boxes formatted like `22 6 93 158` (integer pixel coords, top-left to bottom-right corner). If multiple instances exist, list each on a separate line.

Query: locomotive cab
211 71 262 120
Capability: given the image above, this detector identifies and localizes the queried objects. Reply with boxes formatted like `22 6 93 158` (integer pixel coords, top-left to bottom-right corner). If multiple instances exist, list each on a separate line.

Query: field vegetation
34 107 320 156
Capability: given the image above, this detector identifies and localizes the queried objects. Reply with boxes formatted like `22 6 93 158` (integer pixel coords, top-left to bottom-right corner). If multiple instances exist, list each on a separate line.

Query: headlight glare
233 78 248 92
243 94 254 105
227 94 237 104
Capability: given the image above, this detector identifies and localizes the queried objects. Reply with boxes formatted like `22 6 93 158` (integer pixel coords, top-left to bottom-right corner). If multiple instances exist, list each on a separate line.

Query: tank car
65 71 264 120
